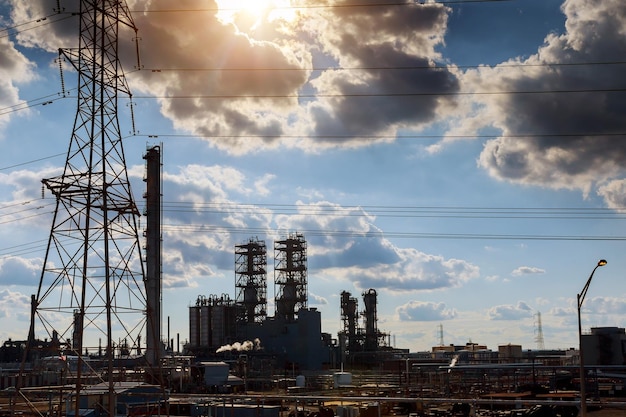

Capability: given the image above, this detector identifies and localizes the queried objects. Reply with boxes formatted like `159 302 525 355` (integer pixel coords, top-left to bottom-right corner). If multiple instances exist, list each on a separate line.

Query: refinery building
185 233 403 371
186 234 331 370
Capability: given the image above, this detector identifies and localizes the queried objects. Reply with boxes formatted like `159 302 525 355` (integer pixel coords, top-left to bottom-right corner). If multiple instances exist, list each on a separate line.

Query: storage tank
333 371 352 388
200 305 211 346
295 374 306 388
189 306 200 347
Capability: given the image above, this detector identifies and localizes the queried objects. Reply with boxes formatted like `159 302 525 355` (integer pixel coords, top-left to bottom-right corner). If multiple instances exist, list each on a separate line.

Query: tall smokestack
144 145 162 367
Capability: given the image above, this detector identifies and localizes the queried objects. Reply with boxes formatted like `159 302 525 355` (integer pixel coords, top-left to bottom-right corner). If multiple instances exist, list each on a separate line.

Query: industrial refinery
2 137 626 415
185 232 407 372
2 1 626 417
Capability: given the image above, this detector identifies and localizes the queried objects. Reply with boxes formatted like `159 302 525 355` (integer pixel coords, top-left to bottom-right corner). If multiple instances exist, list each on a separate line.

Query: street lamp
577 259 607 417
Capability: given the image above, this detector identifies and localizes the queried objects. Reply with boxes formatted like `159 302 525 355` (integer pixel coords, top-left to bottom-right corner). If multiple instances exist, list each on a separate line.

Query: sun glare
215 0 296 27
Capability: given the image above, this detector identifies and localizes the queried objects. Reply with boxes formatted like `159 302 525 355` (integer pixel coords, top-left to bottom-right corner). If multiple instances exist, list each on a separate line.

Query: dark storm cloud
471 0 626 193
8 0 311 153
7 0 460 153
311 51 459 137
309 1 459 141
127 0 311 152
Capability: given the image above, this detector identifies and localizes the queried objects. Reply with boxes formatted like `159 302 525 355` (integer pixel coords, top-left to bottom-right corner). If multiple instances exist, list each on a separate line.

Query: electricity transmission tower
25 1 148 414
534 312 546 350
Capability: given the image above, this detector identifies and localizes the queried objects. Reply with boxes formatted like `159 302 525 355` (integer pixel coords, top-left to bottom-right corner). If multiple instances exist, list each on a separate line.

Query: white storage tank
295 374 306 387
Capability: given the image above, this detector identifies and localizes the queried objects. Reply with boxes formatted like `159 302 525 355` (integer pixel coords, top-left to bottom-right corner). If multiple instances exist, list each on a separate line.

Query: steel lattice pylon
27 1 147 408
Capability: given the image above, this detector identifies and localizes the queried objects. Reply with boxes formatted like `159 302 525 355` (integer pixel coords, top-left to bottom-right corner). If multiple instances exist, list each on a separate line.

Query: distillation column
340 291 360 353
362 289 379 351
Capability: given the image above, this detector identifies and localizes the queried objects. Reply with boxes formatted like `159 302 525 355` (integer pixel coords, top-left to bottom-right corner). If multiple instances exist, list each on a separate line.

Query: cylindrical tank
296 375 306 387
212 305 225 346
189 306 200 347
333 371 352 388
200 305 211 346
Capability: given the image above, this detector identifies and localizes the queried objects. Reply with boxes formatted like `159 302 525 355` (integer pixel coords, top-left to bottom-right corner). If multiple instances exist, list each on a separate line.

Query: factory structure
4 1 626 414
185 233 403 371
338 289 394 366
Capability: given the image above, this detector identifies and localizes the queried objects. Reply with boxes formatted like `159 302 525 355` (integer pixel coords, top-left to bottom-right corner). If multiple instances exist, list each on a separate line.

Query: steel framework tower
274 233 307 322
26 1 146 415
235 237 268 323
534 312 546 350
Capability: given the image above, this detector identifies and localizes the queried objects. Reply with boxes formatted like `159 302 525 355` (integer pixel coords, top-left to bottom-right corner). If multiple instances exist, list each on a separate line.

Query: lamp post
577 259 607 417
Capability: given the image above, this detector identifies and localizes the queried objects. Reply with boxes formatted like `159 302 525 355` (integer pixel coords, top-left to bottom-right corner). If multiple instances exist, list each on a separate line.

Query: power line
156 201 626 219
3 59 625 116
160 223 626 241
134 132 626 141
1 198 624 222
0 239 50 258
0 0 515 45
128 88 626 100
129 0 513 14
0 202 53 221
0 92 71 117
0 0 514 41
0 13 77 40
138 61 626 73
0 153 65 171
1 199 623 259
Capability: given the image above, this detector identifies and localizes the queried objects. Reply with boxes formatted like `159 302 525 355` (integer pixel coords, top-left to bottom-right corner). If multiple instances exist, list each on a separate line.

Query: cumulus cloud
348 249 479 292
0 166 62 202
584 296 626 315
0 289 30 321
154 164 277 283
271 200 479 292
550 307 570 317
511 266 546 276
304 0 459 146
5 0 461 153
0 35 36 135
488 301 533 320
309 292 328 306
462 0 626 196
0 256 42 286
597 180 626 210
397 300 457 321
133 164 482 293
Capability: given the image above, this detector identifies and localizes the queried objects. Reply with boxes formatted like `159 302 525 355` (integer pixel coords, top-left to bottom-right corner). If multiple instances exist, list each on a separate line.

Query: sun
215 0 296 28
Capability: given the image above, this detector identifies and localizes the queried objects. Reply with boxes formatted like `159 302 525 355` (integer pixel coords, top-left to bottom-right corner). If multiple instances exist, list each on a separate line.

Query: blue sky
1 0 626 354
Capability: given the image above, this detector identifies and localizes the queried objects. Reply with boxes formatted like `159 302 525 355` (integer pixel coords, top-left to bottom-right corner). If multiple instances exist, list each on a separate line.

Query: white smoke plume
215 338 261 353
448 354 459 373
